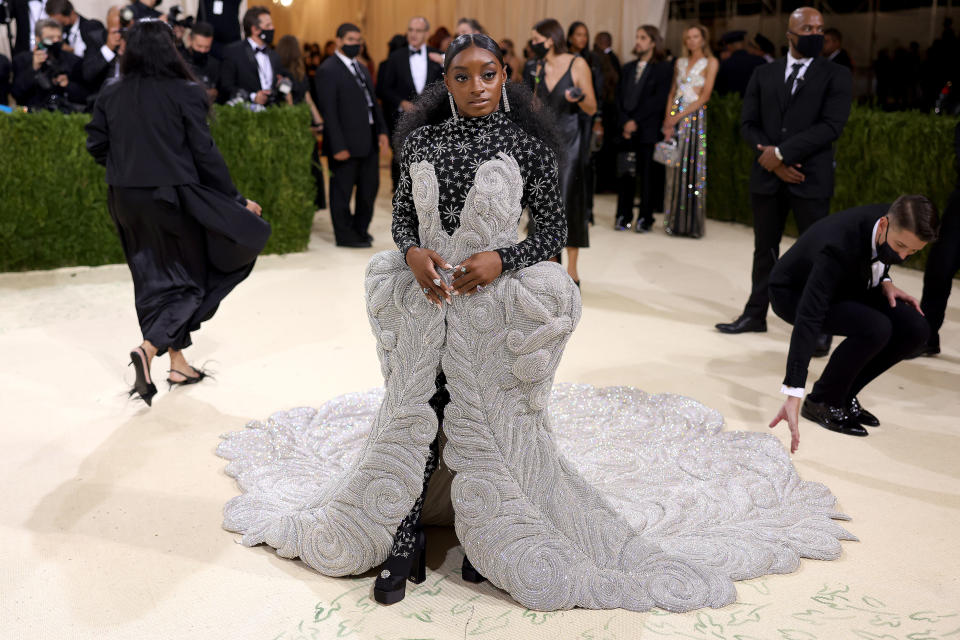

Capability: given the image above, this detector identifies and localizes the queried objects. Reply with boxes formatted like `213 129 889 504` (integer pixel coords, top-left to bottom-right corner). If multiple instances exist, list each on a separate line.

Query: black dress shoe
801 397 868 436
715 315 767 334
373 530 427 605
614 218 631 231
635 218 653 233
847 396 879 427
336 239 372 248
905 336 941 359
813 333 833 358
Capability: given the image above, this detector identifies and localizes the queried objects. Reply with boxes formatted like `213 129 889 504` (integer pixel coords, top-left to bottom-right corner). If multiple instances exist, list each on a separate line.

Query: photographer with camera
46 0 105 60
187 21 219 102
82 6 125 98
218 6 287 107
166 6 193 54
12 18 87 111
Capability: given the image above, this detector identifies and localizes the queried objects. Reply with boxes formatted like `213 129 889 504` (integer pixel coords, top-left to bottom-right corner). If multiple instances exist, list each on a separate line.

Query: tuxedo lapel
774 58 790 114
400 53 415 95
242 44 259 89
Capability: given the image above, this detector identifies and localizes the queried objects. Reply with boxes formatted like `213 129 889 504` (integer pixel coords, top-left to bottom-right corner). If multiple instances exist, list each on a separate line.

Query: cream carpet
2 177 958 639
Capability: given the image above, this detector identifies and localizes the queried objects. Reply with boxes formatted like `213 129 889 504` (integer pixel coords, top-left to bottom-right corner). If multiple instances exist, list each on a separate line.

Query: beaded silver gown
218 120 855 614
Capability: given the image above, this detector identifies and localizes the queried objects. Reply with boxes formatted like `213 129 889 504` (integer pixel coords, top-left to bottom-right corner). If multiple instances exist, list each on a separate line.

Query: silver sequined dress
218 114 855 613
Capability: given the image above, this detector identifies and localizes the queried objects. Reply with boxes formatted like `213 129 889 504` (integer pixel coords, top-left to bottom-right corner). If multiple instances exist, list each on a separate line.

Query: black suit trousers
328 127 379 243
615 140 663 226
771 286 928 404
920 189 960 342
745 189 830 317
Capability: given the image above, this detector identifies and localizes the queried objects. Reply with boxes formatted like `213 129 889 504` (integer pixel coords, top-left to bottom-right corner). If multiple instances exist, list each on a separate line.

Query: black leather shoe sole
801 404 868 436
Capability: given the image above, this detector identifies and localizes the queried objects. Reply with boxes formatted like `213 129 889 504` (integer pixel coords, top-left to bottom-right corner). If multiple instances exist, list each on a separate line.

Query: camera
167 5 194 28
276 77 292 97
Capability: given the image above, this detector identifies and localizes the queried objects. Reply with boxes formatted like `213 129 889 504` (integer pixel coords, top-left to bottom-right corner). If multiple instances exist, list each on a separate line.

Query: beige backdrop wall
270 0 667 71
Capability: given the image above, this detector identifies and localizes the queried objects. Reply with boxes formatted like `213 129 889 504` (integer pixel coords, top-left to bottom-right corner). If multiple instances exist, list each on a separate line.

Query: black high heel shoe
461 554 486 584
166 366 207 391
128 347 157 407
373 529 427 605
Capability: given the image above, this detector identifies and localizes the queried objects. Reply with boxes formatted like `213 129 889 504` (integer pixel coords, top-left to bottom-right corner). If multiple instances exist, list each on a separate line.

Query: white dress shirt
247 38 273 94
66 19 86 58
27 0 47 49
409 45 427 95
783 50 813 94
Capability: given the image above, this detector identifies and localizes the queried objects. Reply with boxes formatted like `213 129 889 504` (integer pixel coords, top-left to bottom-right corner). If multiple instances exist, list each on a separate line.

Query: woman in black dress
526 18 597 286
85 20 270 406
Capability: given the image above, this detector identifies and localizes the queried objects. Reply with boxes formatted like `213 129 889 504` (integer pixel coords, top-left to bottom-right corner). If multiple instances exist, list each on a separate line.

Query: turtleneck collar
449 108 508 131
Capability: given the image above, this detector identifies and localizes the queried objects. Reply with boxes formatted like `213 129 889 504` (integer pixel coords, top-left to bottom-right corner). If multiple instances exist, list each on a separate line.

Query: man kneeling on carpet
769 195 939 451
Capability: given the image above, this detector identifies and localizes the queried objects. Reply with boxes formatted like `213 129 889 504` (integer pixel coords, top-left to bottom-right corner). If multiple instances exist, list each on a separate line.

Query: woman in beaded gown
661 25 718 238
218 35 855 613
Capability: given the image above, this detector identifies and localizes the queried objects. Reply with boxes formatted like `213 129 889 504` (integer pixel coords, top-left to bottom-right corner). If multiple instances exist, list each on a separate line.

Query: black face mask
340 43 362 59
788 32 824 58
531 41 548 59
42 39 63 56
258 28 274 45
877 221 905 265
191 49 209 66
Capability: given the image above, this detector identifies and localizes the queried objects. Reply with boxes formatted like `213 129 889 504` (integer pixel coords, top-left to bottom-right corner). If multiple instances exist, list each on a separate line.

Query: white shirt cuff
780 385 804 398
774 147 783 161
100 44 116 62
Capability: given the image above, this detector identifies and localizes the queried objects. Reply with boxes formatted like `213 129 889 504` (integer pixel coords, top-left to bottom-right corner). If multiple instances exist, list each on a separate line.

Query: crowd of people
0 4 955 424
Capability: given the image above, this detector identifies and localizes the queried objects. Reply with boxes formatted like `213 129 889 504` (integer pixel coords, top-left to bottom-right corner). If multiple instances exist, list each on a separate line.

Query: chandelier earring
501 83 511 112
448 92 459 122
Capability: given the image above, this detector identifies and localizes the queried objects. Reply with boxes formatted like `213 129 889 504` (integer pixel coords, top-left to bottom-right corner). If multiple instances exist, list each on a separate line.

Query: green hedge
0 103 315 272
706 93 958 270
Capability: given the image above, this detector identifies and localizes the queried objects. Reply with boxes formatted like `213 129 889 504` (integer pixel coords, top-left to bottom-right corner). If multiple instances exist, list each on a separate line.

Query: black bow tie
409 48 421 56
255 46 267 54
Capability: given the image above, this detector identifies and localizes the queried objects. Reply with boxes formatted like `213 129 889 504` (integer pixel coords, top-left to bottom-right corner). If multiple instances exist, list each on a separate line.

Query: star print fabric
391 110 567 271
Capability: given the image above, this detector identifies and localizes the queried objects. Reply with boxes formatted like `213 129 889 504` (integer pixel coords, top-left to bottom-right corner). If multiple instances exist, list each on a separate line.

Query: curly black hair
393 33 560 157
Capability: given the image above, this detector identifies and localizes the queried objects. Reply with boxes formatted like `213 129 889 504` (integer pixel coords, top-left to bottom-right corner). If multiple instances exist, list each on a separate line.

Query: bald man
717 7 852 338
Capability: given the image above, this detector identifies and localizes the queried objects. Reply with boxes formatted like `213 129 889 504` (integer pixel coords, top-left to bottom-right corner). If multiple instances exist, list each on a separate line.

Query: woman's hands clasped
406 248 503 307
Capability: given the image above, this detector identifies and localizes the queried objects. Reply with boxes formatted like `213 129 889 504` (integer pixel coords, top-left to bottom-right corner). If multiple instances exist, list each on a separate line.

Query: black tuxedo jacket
71 16 106 55
82 43 120 95
86 77 239 195
741 57 851 199
313 54 387 158
218 39 285 101
616 58 672 144
376 46 442 128
770 204 890 387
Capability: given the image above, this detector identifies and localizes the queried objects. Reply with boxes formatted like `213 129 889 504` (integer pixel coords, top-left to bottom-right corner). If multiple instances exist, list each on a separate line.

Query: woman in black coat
85 20 270 406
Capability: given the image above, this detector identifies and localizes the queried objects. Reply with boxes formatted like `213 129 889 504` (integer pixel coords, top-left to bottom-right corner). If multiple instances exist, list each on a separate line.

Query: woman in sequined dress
661 25 718 238
218 34 856 616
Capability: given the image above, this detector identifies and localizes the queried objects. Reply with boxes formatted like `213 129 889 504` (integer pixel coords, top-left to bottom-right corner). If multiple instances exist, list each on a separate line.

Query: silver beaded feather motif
218 156 855 612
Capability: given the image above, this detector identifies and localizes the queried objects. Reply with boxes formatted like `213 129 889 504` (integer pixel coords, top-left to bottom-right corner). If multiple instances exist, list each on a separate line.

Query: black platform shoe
128 347 157 407
373 530 427 605
461 554 486 584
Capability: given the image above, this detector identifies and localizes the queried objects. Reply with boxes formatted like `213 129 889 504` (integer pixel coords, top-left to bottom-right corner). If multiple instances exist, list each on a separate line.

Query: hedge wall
0 103 314 272
706 93 958 270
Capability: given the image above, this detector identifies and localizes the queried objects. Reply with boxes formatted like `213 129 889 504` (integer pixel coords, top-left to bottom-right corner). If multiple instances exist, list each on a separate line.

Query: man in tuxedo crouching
768 196 939 452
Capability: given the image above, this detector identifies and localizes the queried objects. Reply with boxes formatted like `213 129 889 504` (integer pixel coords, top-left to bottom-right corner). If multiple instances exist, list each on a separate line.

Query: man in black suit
12 18 86 110
314 22 389 248
822 28 853 70
81 6 122 99
9 0 45 56
377 16 442 190
45 0 103 60
186 21 220 102
195 0 241 60
614 24 672 232
218 5 284 105
716 30 766 96
916 122 960 357
768 196 938 451
717 7 852 337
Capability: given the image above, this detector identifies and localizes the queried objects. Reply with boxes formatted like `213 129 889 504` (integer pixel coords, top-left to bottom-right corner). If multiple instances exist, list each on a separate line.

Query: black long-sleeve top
391 109 566 271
